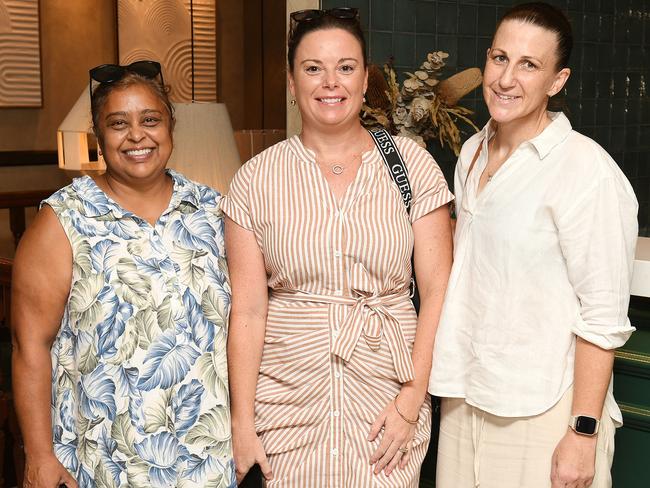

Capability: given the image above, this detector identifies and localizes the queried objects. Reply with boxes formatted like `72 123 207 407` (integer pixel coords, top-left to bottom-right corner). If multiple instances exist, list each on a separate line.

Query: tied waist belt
271 289 415 383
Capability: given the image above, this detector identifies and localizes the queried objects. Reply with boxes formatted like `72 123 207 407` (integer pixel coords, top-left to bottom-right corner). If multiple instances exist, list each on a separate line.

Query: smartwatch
569 415 600 436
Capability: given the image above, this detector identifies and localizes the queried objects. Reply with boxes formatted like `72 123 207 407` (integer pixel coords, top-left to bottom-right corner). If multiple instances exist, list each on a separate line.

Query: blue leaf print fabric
44 170 235 487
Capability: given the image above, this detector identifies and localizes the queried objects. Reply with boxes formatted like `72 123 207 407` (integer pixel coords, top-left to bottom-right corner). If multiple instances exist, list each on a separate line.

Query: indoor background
0 1 648 487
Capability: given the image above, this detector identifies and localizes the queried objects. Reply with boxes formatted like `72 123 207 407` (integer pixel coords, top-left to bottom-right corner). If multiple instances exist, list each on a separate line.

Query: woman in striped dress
222 8 453 487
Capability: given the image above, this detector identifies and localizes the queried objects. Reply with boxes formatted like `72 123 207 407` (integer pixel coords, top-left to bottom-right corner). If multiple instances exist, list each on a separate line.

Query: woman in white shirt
429 3 638 488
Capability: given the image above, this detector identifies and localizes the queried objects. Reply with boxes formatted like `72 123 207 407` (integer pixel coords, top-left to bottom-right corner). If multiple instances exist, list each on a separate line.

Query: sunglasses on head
289 7 359 36
89 60 163 99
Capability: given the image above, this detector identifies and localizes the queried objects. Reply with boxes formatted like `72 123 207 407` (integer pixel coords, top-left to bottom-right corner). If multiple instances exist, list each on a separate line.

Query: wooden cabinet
612 238 650 486
613 295 650 487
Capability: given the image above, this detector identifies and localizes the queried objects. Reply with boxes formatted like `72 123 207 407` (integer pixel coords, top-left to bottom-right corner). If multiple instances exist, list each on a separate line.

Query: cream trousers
436 388 615 488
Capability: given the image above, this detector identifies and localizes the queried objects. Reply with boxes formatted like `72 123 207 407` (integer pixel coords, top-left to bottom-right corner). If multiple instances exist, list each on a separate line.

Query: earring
363 93 367 103
290 99 296 106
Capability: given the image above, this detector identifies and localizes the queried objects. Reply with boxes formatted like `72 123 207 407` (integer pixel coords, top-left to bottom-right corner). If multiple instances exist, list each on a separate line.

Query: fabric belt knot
351 294 385 351
331 293 395 361
271 263 415 384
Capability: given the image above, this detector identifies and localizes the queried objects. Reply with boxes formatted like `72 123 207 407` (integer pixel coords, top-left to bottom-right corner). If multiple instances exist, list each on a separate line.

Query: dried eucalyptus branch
361 51 481 156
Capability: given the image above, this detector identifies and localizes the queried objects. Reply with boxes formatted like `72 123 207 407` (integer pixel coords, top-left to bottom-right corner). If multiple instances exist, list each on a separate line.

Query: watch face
575 416 598 434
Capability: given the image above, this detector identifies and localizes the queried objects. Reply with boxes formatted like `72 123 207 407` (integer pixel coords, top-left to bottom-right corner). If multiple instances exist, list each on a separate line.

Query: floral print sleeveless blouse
43 170 235 488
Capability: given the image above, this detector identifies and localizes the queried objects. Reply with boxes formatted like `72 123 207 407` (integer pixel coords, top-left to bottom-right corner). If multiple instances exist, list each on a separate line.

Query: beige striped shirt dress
222 134 454 487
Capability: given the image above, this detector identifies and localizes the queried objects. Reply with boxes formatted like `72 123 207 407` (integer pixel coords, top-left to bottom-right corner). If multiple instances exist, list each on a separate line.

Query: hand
232 424 273 485
24 453 78 488
368 391 420 477
550 428 598 488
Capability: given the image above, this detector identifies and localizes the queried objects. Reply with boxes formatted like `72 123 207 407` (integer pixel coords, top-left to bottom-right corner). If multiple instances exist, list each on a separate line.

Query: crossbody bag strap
369 129 418 301
369 129 412 214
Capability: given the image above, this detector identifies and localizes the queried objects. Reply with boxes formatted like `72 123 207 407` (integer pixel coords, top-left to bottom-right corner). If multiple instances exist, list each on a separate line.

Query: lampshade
166 102 241 193
57 85 105 171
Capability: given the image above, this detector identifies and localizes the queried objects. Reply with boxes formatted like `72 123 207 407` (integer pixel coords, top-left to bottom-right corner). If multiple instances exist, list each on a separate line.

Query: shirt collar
167 169 201 210
481 111 573 161
287 134 316 163
75 168 200 219
528 112 572 159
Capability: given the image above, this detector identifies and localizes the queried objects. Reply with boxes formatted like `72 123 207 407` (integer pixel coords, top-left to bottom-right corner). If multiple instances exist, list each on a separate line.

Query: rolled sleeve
410 177 454 223
220 160 255 231
557 175 638 349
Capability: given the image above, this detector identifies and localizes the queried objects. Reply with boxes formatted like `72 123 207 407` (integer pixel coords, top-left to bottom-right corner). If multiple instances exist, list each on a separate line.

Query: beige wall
286 0 319 137
0 0 117 151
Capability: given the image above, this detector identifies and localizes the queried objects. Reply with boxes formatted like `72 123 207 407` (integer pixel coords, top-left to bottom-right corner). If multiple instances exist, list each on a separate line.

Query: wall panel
118 0 217 102
0 0 42 107
0 0 117 151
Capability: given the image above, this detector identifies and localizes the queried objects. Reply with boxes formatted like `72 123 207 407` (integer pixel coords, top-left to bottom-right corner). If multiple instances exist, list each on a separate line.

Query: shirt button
334 372 341 379
334 250 341 258
334 289 343 296
332 330 339 338
331 448 338 456
332 410 340 417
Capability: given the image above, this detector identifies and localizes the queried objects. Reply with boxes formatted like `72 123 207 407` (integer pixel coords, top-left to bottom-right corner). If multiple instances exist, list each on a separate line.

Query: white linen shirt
428 112 638 422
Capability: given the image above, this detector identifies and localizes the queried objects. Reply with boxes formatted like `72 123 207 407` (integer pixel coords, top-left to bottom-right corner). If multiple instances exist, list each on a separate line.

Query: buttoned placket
303 146 376 484
329 204 345 486
460 137 527 241
136 210 185 311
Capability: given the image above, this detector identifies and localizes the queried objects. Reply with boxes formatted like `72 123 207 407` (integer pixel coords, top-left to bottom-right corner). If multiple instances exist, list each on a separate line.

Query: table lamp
56 85 105 172
167 102 241 193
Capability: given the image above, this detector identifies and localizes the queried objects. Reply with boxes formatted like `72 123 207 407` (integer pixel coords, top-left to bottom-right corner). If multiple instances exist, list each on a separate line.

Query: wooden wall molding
619 403 650 433
0 150 59 166
615 350 650 380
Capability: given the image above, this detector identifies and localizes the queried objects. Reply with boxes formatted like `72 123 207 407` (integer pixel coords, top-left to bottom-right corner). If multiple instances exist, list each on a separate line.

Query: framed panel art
118 0 217 102
0 0 42 107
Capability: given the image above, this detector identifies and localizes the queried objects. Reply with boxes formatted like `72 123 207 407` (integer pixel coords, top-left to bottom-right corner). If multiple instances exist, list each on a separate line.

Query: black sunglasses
89 60 163 99
289 7 359 36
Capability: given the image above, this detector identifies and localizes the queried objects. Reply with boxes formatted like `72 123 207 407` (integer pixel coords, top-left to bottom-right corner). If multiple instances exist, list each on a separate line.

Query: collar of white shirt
480 111 573 161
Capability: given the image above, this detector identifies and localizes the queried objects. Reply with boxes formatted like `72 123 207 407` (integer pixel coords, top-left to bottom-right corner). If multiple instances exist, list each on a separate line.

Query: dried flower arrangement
361 51 482 155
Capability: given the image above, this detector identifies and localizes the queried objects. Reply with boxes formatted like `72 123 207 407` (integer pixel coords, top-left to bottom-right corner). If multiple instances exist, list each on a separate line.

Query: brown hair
496 2 573 70
287 12 367 72
91 72 175 144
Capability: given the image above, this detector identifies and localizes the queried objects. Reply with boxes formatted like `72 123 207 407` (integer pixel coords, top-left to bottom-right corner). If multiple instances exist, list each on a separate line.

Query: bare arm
571 338 613 419
370 206 453 474
12 205 77 488
550 339 614 488
224 216 273 482
551 172 637 487
401 205 453 405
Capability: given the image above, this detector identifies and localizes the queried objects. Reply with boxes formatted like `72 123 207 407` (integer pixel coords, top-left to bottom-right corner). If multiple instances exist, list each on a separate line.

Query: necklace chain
320 158 357 175
317 150 364 175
